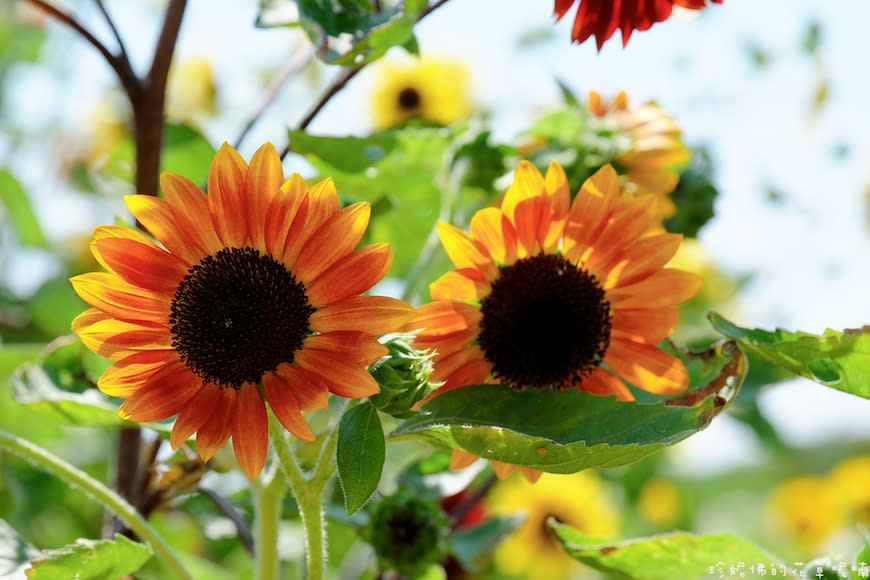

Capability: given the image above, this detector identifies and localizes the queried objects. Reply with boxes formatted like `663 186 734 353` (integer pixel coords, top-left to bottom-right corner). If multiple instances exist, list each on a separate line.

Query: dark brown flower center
397 87 422 111
170 247 314 389
477 253 611 389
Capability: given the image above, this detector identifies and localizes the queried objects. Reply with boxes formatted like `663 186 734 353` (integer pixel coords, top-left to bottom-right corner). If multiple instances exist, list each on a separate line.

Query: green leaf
549 524 781 580
0 519 40 578
258 0 425 65
0 170 46 248
709 312 870 398
450 515 525 573
390 342 746 473
27 279 88 338
287 131 397 172
159 123 216 187
337 401 385 516
24 534 151 579
664 146 719 238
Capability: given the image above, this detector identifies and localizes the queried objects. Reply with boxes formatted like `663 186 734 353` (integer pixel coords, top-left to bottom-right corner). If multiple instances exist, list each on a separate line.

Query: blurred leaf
549 524 781 580
810 78 829 115
337 401 385 516
664 146 718 238
11 360 132 428
0 345 42 381
287 131 397 172
391 342 746 474
525 108 587 143
160 123 216 187
452 130 511 190
743 39 771 69
516 25 555 48
0 519 39 578
0 13 45 68
802 21 822 56
27 279 88 338
0 170 46 248
710 312 870 399
24 534 151 580
258 0 425 65
450 515 525 573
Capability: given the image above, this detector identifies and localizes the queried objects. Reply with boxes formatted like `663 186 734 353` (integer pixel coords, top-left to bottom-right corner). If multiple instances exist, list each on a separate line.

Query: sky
5 0 870 474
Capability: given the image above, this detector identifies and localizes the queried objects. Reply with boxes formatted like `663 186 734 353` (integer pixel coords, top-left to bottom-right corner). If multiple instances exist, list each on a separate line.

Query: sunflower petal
470 207 518 266
429 269 490 301
604 339 689 395
606 268 702 308
98 350 174 397
581 367 634 401
450 449 478 470
76 316 172 359
273 363 331 412
294 348 380 398
125 194 205 265
171 385 223 449
501 160 545 221
310 295 415 334
402 301 481 339
207 143 249 247
599 233 682 289
71 273 169 325
246 143 284 253
160 172 223 256
263 371 316 440
306 243 393 307
610 307 679 345
119 361 202 422
232 382 269 479
302 331 388 366
92 235 188 295
437 223 498 279
195 387 236 462
294 202 370 282
264 174 307 258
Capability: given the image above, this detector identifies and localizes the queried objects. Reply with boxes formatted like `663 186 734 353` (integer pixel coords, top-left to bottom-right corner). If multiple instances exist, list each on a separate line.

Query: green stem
252 466 287 580
0 429 191 580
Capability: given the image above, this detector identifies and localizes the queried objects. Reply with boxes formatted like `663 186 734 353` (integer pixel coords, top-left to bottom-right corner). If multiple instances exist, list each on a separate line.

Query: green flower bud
369 333 436 418
367 489 450 577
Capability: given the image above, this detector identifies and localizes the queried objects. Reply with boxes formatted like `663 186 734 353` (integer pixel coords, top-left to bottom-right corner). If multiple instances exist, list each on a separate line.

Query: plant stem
0 429 192 580
252 466 287 580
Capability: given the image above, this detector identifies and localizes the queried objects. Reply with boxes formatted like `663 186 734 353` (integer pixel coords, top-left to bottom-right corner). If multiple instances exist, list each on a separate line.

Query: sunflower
404 160 701 480
765 475 846 550
554 0 723 49
70 142 415 479
488 471 620 580
591 90 690 220
369 56 471 131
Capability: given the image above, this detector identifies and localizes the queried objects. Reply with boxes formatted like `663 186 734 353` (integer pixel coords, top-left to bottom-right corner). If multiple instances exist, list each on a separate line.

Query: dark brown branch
199 486 256 556
95 0 131 65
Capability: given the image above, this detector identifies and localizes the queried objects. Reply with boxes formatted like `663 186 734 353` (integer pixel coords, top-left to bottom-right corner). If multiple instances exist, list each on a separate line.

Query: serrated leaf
287 131 397 172
709 312 870 398
25 534 151 579
337 401 385 516
0 519 40 578
390 341 745 473
549 524 781 580
0 170 46 248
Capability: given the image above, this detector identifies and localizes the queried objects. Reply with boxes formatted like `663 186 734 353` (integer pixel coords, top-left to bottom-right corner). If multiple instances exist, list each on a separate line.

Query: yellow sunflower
369 56 471 130
590 90 690 220
765 475 846 550
70 142 415 478
488 471 620 580
404 161 701 481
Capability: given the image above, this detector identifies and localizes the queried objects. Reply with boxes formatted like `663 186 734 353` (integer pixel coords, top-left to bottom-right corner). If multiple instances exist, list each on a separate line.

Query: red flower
553 0 723 49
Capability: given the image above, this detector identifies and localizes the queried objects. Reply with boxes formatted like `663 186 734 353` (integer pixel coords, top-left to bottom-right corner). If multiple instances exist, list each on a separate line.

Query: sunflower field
3 1 870 579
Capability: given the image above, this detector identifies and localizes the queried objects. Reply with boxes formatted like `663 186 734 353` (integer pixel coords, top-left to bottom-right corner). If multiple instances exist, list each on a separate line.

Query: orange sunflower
71 142 415 478
405 161 701 481
554 0 723 49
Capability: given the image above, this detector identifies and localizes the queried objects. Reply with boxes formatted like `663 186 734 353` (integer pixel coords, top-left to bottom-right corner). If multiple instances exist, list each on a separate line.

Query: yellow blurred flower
590 90 690 221
369 55 471 130
828 455 870 521
765 475 846 549
85 100 129 170
488 471 620 580
167 57 217 121
637 477 681 528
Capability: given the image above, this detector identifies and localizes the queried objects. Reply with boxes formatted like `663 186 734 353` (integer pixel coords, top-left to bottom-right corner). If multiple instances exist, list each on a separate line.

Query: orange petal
279 179 341 267
420 358 490 404
305 243 393 307
160 172 223 256
170 384 223 449
599 233 683 290
606 268 702 309
401 301 481 340
519 468 543 483
294 348 380 398
492 461 517 479
610 307 679 345
262 371 316 440
232 382 269 479
429 269 490 301
450 449 479 470
302 331 388 366
310 296 415 335
119 361 202 422
98 350 175 397
70 273 169 325
580 367 634 401
431 345 486 385
273 363 331 412
264 174 307 258
604 339 689 395
470 207 518 266
511 195 547 258
563 165 621 262
294 202 370 282
125 194 205 265
583 196 657 272
245 143 285 253
207 143 249 247
195 387 236 461
92 236 188 295
437 223 498 280
501 160 545 221
75 316 172 359
541 161 570 253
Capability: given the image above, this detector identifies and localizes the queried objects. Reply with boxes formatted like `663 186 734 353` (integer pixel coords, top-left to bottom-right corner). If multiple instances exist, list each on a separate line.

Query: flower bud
369 333 436 418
